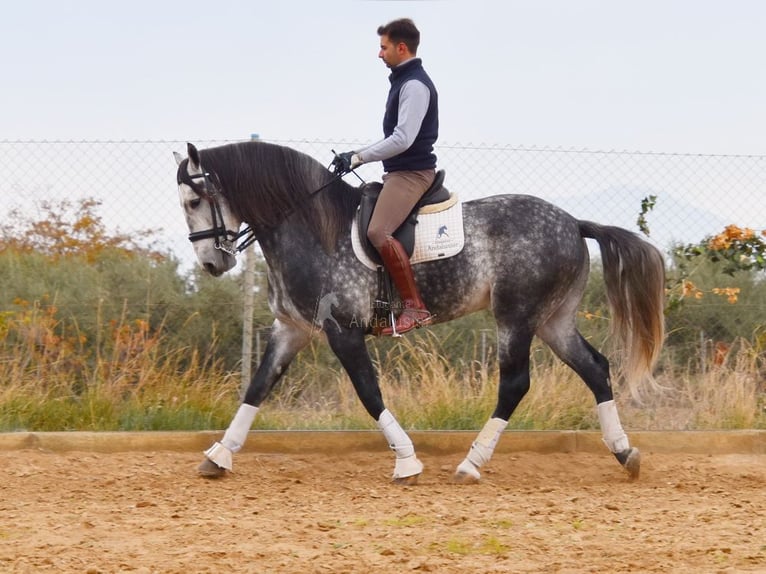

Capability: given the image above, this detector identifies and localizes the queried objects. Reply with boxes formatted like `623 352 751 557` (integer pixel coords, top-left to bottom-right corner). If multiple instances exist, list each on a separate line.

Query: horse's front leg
324 326 423 484
198 319 310 477
454 326 532 484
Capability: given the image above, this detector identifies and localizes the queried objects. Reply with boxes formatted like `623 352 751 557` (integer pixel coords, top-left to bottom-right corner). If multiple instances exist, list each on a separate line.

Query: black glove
331 151 355 176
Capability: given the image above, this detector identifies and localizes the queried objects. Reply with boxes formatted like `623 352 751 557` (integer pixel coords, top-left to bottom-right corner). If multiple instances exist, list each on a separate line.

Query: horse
174 140 665 484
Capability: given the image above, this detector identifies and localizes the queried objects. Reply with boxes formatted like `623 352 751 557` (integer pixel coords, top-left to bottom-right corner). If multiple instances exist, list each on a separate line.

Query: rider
336 18 438 336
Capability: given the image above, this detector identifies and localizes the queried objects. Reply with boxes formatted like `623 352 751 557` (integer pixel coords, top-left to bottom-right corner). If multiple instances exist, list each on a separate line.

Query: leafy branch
637 195 657 237
673 224 766 277
666 224 765 311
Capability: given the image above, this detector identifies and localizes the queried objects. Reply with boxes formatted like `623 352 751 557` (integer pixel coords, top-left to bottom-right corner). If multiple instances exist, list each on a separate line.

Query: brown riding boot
378 237 433 336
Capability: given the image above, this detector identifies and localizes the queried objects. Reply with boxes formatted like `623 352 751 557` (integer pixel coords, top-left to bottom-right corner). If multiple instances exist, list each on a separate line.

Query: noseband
177 159 256 255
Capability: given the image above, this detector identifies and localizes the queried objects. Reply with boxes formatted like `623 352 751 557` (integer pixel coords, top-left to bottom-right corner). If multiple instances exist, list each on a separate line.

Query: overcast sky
2 0 765 155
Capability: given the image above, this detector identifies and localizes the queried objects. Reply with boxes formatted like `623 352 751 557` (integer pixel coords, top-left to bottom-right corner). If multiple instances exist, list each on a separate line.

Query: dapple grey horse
174 140 665 484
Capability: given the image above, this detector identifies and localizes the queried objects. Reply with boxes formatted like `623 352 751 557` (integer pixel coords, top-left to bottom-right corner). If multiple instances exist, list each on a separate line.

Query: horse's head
174 143 242 276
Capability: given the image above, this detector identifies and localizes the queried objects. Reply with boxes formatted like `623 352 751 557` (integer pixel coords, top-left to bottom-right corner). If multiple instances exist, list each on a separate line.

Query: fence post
240 133 260 398
480 328 493 370
241 245 256 398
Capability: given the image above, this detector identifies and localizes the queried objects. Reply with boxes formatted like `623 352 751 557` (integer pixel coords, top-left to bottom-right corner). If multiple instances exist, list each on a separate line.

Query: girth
357 170 449 266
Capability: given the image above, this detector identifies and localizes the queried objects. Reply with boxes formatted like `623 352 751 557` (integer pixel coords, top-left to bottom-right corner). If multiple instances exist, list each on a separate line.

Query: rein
178 155 364 255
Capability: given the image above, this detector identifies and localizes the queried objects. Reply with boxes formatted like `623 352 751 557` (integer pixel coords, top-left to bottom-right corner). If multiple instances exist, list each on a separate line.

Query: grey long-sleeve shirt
356 78 431 165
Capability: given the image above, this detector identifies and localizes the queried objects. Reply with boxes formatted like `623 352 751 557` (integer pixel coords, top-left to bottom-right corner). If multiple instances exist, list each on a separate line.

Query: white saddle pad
351 193 465 270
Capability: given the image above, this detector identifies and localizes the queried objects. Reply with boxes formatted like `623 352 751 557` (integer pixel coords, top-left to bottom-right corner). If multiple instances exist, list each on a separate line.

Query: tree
0 197 160 262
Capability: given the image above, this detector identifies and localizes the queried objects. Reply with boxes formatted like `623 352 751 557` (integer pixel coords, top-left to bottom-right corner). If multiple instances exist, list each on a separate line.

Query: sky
2 0 765 155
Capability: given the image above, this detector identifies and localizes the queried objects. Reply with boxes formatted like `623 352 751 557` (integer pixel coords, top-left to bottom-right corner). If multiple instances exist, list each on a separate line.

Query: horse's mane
199 141 360 251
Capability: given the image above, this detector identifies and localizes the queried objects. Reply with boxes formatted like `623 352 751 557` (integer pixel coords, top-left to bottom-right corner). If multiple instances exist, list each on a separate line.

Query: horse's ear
187 142 201 170
173 151 184 166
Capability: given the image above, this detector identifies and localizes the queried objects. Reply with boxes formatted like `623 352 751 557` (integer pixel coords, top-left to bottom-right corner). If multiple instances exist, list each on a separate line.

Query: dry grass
624 339 766 430
1 306 764 432
255 334 765 432
0 302 239 431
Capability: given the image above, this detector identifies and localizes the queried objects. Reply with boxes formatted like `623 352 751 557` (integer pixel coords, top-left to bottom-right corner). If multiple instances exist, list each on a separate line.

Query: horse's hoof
614 447 641 480
452 471 480 485
197 458 227 479
392 474 420 486
391 454 423 484
453 459 481 484
623 447 641 480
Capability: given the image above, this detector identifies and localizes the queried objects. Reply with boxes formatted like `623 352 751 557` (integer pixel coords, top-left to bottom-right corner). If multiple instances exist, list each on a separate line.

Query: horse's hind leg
454 325 533 484
199 319 310 477
538 318 640 479
324 326 423 484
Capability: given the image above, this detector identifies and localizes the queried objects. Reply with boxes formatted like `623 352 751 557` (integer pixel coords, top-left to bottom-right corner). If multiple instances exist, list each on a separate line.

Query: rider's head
377 18 420 68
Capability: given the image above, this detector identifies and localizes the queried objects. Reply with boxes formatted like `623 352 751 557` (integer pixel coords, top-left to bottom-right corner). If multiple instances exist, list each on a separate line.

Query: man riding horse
335 18 437 336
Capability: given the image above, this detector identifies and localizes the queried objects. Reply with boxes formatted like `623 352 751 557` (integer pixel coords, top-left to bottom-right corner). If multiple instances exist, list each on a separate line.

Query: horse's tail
579 221 666 401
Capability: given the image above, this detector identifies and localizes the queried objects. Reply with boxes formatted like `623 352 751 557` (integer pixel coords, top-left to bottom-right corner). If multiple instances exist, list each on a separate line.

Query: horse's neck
258 226 331 269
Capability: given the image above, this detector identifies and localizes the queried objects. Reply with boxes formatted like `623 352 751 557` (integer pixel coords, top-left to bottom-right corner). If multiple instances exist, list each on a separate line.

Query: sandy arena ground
0 444 764 573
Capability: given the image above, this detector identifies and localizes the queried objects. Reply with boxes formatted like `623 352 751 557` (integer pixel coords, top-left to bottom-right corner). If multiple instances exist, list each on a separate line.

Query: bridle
177 159 256 255
176 151 363 256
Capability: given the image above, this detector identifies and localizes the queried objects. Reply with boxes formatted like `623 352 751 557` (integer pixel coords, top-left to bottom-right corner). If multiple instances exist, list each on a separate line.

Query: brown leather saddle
356 170 449 266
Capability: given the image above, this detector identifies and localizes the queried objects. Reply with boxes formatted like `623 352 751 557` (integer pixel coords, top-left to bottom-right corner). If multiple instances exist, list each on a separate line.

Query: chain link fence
2 139 764 354
2 139 763 263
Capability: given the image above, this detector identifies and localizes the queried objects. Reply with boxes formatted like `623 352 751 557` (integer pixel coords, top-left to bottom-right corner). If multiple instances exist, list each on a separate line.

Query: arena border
0 430 763 455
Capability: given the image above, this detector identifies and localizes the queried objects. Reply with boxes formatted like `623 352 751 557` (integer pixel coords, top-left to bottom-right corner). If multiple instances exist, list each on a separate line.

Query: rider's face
378 35 406 68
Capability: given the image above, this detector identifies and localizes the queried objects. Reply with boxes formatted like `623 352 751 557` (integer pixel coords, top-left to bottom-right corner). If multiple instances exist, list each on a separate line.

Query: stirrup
381 309 433 337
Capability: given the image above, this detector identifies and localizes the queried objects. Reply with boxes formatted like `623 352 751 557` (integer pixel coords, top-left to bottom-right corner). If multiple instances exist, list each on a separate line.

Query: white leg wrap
377 409 414 458
597 400 630 453
204 404 259 470
456 417 508 480
377 409 423 479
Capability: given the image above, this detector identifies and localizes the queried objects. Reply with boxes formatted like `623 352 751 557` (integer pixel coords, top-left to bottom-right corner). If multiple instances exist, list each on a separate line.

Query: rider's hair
377 18 420 55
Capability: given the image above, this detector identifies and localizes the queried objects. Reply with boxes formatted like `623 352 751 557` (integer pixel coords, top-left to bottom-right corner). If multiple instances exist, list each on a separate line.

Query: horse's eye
190 198 202 209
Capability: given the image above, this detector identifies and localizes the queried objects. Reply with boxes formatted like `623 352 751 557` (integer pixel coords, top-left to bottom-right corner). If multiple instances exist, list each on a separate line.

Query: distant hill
550 185 727 253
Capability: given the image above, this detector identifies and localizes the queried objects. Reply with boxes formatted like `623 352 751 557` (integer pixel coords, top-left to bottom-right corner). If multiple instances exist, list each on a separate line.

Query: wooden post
241 244 256 398
240 133 260 398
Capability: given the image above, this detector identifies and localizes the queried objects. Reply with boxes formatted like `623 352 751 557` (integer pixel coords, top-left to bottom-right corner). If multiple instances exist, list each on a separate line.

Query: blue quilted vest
382 58 438 172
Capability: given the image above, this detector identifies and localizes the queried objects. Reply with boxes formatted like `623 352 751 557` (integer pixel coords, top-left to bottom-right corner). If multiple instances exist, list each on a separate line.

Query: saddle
357 170 450 266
